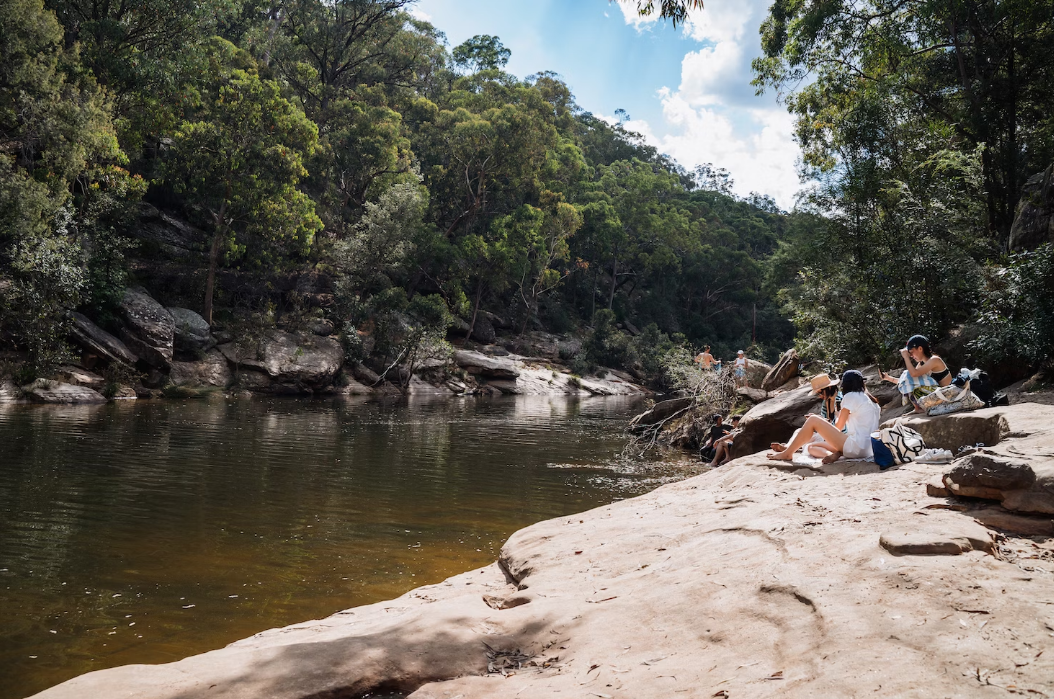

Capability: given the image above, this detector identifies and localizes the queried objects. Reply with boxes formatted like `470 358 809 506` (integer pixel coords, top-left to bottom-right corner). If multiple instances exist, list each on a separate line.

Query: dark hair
730 415 741 423
841 369 865 393
821 385 839 398
711 413 723 422
906 334 932 358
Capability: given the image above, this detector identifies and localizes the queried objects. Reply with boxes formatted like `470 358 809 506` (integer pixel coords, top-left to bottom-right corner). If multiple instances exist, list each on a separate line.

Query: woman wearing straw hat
811 373 842 424
767 370 880 464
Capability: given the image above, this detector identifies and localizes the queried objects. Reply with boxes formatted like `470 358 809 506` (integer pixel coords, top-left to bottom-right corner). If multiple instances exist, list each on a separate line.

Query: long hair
906 334 933 358
841 370 865 393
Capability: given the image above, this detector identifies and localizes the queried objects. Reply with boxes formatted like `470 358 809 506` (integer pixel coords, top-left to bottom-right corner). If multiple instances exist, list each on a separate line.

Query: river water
0 395 696 698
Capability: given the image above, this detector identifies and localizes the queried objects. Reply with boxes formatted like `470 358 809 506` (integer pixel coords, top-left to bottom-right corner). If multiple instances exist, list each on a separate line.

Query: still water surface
0 396 695 699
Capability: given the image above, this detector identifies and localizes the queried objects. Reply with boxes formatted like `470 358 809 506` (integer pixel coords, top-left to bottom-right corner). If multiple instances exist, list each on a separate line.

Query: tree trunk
607 258 618 310
203 226 223 325
467 282 483 340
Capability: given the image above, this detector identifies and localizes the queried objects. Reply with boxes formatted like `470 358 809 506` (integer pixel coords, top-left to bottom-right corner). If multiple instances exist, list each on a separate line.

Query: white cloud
677 41 742 105
681 2 751 44
408 7 432 22
616 0 660 30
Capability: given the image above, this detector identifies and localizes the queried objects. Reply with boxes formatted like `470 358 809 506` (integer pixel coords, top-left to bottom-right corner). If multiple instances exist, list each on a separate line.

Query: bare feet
821 452 842 465
769 442 787 452
767 450 793 461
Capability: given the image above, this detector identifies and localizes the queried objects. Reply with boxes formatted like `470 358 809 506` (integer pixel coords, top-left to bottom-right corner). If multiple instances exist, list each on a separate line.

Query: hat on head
809 374 840 394
737 349 745 355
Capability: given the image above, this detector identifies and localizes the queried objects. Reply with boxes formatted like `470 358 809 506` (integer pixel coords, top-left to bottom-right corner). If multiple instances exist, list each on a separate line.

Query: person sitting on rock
706 414 741 467
700 413 731 462
878 334 951 413
767 370 880 464
812 374 843 424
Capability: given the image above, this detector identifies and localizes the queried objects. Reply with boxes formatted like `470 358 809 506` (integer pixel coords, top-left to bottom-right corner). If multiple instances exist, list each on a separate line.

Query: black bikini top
931 367 950 383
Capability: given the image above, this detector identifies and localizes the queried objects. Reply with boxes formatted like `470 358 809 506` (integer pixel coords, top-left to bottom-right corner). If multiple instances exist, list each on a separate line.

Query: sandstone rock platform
32 405 1054 699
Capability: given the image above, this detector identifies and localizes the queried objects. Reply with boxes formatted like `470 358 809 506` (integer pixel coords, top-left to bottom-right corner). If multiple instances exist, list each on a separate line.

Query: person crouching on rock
700 413 731 463
879 334 952 413
706 414 741 466
767 370 880 464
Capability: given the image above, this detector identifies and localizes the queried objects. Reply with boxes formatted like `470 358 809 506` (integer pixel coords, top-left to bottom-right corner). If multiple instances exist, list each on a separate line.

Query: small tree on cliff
164 40 322 323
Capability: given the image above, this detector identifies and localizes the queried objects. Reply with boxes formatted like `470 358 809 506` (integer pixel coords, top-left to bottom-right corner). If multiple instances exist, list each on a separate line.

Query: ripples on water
0 395 697 698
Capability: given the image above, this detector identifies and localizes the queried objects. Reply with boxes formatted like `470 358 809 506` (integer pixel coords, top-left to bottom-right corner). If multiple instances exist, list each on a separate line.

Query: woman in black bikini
879 335 952 412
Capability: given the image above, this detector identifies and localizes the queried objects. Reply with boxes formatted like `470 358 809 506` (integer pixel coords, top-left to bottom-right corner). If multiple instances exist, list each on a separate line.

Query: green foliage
163 39 322 322
974 244 1054 367
451 35 510 73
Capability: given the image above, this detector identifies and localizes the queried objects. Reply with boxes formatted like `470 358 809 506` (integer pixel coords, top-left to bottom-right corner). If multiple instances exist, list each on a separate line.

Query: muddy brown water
0 395 699 699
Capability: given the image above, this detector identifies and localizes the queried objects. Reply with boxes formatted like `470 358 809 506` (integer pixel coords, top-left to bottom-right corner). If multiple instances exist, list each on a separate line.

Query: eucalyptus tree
163 39 322 324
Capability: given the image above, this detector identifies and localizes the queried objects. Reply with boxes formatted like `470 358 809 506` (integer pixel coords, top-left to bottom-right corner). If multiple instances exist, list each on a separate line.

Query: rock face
744 359 771 389
453 350 519 379
219 331 343 388
761 348 798 391
55 366 105 389
33 409 1054 699
119 287 175 368
0 379 19 403
730 385 821 458
737 386 769 403
169 350 232 389
1009 163 1053 250
24 380 106 404
468 314 496 344
167 307 213 354
69 312 139 367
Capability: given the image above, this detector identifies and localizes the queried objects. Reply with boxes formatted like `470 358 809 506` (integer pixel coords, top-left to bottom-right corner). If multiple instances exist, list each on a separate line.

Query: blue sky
412 0 802 208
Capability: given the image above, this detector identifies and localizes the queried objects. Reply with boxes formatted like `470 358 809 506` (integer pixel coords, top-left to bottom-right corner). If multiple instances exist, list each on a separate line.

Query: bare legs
767 415 848 462
707 434 735 466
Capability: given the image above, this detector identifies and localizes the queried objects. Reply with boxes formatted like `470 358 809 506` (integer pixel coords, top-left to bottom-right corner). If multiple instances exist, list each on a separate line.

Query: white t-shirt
839 391 881 459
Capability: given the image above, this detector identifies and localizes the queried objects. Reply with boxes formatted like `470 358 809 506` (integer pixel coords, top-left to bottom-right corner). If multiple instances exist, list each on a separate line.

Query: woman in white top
733 350 748 385
767 370 881 464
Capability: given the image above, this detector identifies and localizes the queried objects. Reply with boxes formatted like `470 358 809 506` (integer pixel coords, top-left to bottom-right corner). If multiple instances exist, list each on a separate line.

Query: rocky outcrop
69 312 139 367
167 307 213 354
761 348 798 391
55 366 105 389
0 379 19 403
944 452 1054 516
33 409 1054 699
744 358 771 389
169 350 232 389
730 385 821 458
133 203 206 259
453 350 520 380
737 386 769 403
119 287 175 368
1009 163 1053 250
24 379 106 404
219 331 343 388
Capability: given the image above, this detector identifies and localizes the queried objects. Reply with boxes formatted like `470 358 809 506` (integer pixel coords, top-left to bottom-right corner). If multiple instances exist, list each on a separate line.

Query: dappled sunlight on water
0 395 697 698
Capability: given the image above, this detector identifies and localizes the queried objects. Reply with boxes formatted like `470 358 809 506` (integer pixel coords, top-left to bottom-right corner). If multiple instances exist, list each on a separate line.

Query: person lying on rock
699 413 731 463
767 370 880 464
878 334 951 413
706 415 741 466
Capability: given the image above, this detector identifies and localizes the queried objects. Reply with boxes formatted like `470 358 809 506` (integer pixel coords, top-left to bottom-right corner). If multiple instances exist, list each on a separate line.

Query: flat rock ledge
33 405 1054 699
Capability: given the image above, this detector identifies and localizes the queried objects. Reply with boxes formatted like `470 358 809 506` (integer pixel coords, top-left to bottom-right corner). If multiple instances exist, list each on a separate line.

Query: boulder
744 359 771 389
308 320 335 337
167 307 213 354
55 366 105 389
1009 163 1053 251
737 386 769 404
453 350 520 379
69 312 139 367
628 397 694 431
468 314 496 345
880 407 1011 452
132 203 206 259
730 385 821 458
24 379 106 404
351 362 381 386
119 287 175 368
761 349 799 391
169 350 232 389
857 364 901 406
879 520 993 556
219 331 343 387
943 452 1054 516
111 385 137 400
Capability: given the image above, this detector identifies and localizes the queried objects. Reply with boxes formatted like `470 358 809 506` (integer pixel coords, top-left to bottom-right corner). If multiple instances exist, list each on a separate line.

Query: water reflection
0 395 690 699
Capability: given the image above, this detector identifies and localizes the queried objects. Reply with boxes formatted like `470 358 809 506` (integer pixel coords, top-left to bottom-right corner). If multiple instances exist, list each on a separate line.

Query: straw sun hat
809 374 840 394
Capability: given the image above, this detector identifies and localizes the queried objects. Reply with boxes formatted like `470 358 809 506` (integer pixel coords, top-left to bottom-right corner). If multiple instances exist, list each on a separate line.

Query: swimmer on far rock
767 370 880 464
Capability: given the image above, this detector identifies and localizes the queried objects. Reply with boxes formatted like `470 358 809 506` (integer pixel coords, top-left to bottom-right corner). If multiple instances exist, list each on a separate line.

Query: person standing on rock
734 350 749 386
767 370 880 464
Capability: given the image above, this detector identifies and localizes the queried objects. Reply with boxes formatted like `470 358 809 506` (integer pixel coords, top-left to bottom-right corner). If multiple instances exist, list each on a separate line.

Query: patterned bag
926 390 984 416
919 382 972 411
878 422 926 465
